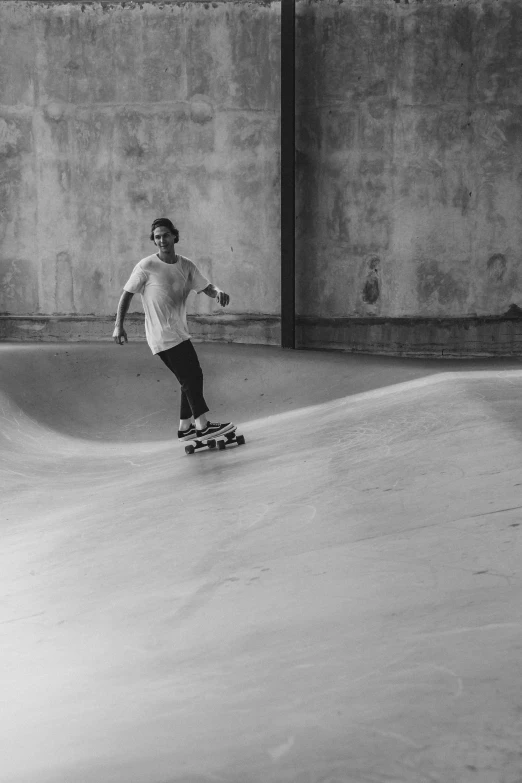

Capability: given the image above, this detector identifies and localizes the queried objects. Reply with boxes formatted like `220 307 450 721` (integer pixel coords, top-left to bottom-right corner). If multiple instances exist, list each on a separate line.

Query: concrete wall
0 0 280 337
296 0 522 333
2 0 522 355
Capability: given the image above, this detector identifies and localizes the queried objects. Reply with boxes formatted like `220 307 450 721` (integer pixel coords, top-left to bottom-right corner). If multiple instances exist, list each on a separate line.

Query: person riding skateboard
113 217 234 442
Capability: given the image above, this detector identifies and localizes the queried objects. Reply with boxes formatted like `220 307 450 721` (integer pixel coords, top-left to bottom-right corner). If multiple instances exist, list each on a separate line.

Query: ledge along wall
1 0 522 356
0 0 282 346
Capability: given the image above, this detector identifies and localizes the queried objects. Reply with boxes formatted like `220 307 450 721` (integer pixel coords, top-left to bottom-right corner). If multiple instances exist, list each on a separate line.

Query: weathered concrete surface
3 0 522 355
296 0 522 324
0 1 280 319
297 314 522 357
2 342 522 781
0 313 281 346
3 313 522 358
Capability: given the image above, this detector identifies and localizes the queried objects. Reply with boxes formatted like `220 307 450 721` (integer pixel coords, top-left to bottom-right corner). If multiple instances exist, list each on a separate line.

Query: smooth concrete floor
2 341 522 783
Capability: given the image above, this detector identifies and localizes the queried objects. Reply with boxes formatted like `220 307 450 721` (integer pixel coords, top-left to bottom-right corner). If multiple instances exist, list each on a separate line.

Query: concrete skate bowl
2 340 522 783
0 341 461 443
1 340 518 442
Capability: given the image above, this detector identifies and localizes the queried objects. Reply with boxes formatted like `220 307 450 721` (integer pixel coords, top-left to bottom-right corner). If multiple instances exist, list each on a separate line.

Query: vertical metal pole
281 0 296 349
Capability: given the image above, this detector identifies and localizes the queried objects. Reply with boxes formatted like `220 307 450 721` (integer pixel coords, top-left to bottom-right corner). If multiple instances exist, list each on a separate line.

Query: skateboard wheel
207 439 216 449
217 440 226 451
185 445 195 455
236 434 245 446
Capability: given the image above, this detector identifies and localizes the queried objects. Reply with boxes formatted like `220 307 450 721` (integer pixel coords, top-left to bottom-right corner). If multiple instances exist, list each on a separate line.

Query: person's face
153 227 176 253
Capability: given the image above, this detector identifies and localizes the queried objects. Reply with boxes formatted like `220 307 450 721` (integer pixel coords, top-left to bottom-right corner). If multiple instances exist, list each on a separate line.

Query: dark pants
158 340 209 421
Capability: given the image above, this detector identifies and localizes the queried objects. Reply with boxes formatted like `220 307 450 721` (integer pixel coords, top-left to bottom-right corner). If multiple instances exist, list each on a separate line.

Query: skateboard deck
184 425 246 455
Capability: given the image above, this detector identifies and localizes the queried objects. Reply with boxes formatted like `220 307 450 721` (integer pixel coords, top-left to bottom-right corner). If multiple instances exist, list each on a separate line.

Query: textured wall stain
327 186 350 242
486 253 518 299
362 255 381 305
189 96 214 125
92 269 103 296
124 140 146 159
0 258 38 314
59 163 71 192
504 303 522 317
475 253 519 314
43 101 68 122
0 118 21 155
55 252 75 314
417 260 467 308
452 6 474 53
452 184 472 215
487 253 507 282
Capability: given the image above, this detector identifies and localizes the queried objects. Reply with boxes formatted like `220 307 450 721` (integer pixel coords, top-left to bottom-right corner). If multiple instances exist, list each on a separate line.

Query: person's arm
113 290 134 344
201 284 230 307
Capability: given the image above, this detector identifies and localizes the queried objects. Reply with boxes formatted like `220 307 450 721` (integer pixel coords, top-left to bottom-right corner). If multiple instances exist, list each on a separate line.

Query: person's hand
113 325 128 345
216 290 230 307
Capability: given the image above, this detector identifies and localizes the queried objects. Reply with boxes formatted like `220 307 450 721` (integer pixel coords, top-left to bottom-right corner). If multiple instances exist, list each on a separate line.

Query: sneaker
196 421 235 440
178 424 197 441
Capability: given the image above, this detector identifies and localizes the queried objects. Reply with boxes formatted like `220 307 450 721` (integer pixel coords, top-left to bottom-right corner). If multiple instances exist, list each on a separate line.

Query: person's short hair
150 218 179 243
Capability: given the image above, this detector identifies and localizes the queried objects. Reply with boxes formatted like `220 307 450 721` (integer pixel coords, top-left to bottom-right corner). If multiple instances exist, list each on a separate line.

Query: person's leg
178 391 194 431
194 412 208 430
158 340 209 426
175 340 209 422
158 341 233 439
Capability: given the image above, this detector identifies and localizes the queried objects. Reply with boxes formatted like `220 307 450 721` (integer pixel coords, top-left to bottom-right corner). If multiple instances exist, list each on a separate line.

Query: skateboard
184 425 246 455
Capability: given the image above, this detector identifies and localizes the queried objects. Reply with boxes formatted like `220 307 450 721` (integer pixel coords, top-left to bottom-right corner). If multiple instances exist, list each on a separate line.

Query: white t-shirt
123 253 210 354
